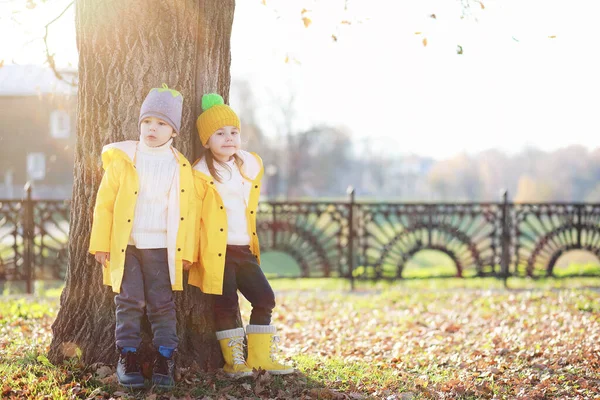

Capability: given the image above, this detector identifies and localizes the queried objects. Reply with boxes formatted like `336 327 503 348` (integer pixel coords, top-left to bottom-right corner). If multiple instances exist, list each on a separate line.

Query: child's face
204 125 241 162
140 116 176 147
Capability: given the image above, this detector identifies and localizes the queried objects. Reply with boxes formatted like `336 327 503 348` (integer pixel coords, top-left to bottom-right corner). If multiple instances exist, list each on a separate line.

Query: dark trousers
114 246 178 349
214 245 276 331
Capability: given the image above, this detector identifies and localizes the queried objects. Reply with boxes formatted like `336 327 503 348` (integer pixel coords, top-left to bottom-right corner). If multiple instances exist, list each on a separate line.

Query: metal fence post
500 190 510 288
23 182 34 294
272 203 278 249
576 204 582 248
347 186 355 291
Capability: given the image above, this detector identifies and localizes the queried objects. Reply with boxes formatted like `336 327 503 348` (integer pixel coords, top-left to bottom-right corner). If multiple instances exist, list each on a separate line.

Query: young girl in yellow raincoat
89 84 195 388
189 93 294 378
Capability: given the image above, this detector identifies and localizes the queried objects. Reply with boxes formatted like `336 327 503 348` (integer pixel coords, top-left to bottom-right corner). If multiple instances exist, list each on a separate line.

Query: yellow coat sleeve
192 180 205 263
183 186 196 263
89 161 121 254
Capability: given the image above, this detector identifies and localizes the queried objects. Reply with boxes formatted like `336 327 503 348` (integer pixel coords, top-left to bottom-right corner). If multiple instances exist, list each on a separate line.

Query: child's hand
182 260 192 270
95 252 110 268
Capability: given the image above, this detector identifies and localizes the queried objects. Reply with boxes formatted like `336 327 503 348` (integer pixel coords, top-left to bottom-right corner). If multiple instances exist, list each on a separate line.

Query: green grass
292 354 411 394
261 251 302 278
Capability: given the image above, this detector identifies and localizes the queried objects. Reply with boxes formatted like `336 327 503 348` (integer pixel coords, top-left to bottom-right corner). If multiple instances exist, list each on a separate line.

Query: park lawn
1 278 599 399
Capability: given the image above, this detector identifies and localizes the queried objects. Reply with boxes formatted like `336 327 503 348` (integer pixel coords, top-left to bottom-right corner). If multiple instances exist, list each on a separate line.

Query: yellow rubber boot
246 325 294 375
216 328 253 378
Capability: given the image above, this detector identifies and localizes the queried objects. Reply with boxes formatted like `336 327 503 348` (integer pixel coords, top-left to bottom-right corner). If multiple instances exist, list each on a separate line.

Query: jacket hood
192 150 263 182
100 141 138 170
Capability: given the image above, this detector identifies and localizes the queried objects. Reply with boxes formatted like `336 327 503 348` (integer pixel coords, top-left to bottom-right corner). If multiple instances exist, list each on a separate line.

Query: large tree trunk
49 0 235 369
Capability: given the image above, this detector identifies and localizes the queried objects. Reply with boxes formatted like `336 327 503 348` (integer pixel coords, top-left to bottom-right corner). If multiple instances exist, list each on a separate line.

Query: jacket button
250 211 254 214
255 185 258 188
180 217 184 221
181 189 185 193
183 163 187 167
121 249 125 252
178 248 181 252
134 191 138 195
210 181 214 185
220 206 224 209
220 228 224 232
253 232 256 235
218 253 222 257
127 219 131 222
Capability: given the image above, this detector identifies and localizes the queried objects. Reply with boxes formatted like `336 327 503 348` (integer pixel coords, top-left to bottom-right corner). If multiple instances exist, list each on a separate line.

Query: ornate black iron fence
0 185 70 293
2 187 600 293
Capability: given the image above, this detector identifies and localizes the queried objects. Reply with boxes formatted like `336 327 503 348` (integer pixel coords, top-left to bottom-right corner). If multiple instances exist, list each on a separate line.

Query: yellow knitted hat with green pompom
196 93 240 146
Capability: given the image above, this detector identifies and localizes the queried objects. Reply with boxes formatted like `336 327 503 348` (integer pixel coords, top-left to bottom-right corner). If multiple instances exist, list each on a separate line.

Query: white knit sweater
128 139 178 249
214 158 251 245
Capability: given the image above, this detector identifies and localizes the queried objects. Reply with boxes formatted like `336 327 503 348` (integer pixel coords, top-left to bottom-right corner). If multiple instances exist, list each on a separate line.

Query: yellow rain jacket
89 141 195 293
188 150 264 295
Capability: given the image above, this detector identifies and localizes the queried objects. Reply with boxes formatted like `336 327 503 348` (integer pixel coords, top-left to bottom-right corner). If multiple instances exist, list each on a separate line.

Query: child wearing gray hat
89 83 195 388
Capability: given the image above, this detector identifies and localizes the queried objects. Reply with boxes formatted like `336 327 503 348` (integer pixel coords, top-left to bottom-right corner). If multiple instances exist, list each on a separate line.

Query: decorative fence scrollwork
256 202 350 278
512 203 600 277
353 203 504 279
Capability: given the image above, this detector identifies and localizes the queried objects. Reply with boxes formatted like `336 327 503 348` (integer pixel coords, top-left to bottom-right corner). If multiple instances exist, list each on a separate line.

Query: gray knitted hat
139 83 183 133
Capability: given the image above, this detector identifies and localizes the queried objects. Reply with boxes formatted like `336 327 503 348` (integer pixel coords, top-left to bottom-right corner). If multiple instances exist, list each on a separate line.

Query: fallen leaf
415 375 429 387
94 365 112 379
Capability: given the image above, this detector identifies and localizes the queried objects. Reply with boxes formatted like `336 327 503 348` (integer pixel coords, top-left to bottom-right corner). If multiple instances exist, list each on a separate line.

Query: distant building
0 65 77 199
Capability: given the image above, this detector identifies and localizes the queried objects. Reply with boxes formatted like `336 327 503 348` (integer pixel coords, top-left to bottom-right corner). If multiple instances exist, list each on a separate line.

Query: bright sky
2 0 599 159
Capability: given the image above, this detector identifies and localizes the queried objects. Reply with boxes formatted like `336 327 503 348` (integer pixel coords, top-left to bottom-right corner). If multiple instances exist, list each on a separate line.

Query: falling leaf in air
332 34 338 42
457 45 463 54
548 35 556 38
422 38 428 47
430 14 436 19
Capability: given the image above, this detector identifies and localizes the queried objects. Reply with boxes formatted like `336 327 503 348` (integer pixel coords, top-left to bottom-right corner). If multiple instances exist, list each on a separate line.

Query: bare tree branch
43 0 76 87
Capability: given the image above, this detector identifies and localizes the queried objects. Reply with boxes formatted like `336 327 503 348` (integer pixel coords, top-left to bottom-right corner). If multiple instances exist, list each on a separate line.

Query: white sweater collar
138 137 174 155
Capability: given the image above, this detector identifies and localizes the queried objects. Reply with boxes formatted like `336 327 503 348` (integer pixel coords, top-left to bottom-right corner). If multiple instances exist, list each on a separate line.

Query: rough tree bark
49 0 235 369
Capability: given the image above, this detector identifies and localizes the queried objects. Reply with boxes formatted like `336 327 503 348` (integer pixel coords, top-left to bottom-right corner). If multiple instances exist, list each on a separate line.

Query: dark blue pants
214 245 276 331
115 246 178 349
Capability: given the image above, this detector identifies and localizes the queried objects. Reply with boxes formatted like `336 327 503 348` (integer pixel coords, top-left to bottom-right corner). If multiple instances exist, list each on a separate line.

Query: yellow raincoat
89 141 195 293
188 150 264 295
